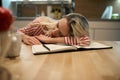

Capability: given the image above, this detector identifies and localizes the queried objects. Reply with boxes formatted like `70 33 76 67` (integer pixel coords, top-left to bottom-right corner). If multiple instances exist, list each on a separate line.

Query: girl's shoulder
33 16 57 23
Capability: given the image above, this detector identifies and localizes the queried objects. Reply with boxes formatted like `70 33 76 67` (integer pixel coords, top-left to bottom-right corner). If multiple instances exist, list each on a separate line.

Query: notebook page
85 42 111 49
32 44 49 54
74 41 112 49
45 44 77 52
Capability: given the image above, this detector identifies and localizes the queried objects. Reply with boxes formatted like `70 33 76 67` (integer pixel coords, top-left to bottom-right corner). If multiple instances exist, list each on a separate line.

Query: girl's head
64 13 89 37
51 13 89 37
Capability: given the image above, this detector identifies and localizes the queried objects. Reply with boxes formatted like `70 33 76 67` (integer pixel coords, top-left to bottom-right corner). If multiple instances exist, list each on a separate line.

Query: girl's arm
35 35 65 44
36 35 91 46
17 16 50 36
17 16 56 45
17 21 45 45
64 36 91 46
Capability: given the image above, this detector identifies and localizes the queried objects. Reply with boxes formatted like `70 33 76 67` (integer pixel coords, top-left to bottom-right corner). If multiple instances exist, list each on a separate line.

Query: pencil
42 44 50 51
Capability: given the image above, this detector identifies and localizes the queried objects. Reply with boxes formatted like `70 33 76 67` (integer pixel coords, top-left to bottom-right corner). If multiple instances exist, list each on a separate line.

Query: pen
42 44 50 51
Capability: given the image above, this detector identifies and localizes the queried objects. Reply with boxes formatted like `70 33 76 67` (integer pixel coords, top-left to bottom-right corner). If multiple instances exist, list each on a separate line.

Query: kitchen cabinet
89 20 120 41
11 0 72 19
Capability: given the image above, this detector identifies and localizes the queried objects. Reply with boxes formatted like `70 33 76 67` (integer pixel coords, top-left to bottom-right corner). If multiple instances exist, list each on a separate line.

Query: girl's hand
35 35 54 44
22 34 41 45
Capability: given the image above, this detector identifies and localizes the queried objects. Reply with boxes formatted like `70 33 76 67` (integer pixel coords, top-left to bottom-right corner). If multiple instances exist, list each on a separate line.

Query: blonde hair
64 13 89 37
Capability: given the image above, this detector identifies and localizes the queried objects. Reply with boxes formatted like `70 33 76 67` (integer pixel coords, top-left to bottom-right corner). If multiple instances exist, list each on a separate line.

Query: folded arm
36 35 91 46
17 19 49 45
17 22 45 45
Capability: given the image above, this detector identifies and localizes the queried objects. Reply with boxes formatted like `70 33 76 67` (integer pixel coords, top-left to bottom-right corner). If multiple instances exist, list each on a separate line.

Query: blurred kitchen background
1 0 120 20
1 0 120 53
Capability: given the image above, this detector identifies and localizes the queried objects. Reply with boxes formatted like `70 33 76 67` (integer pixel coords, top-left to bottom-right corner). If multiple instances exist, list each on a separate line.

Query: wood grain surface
0 42 120 80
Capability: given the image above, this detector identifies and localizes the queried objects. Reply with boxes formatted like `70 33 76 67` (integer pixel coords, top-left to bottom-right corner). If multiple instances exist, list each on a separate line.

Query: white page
45 44 77 52
32 44 49 54
83 42 112 49
74 41 112 49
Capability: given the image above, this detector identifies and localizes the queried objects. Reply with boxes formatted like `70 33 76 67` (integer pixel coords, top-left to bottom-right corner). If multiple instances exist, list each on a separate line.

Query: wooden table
0 42 120 80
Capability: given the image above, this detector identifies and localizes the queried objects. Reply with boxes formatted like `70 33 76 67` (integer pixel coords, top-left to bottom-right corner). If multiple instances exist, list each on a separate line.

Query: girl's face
50 18 70 37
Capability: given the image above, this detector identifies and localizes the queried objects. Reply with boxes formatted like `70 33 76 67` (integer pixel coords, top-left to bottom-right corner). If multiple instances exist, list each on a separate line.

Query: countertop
0 41 120 80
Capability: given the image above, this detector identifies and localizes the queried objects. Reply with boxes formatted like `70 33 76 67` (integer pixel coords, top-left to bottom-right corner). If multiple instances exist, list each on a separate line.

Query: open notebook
32 41 112 55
